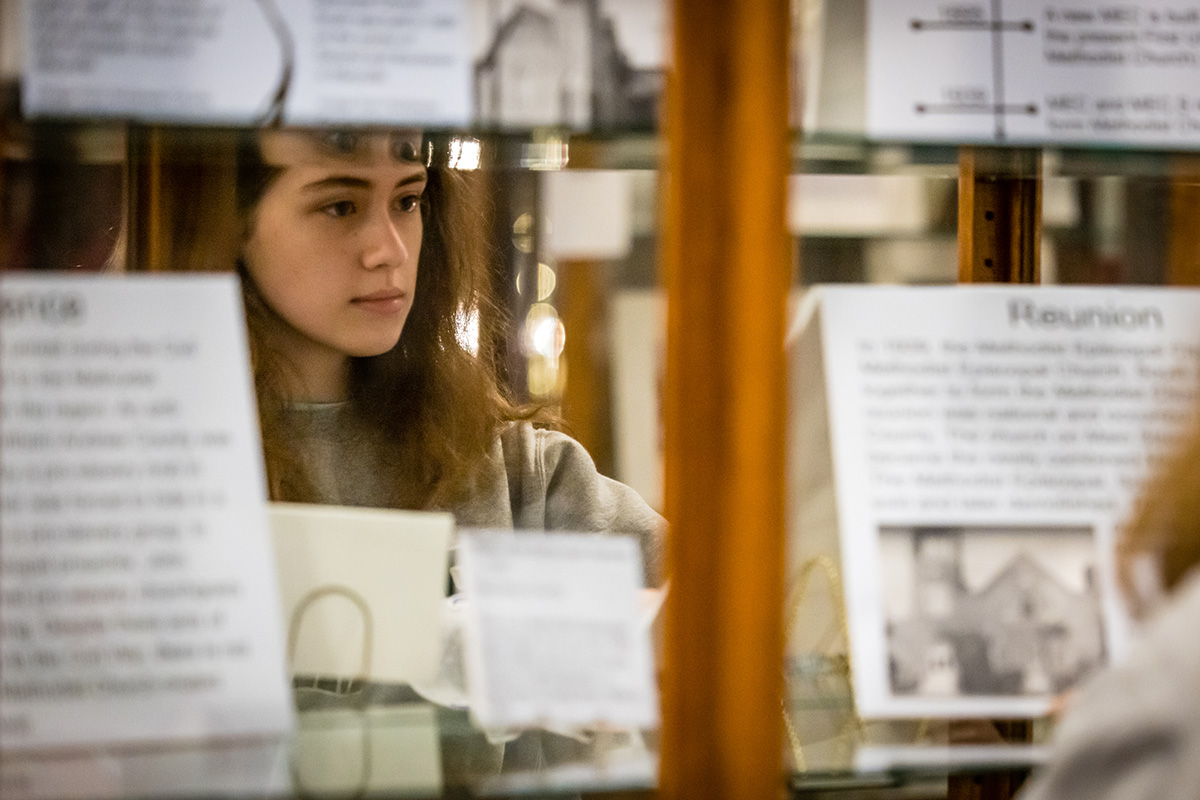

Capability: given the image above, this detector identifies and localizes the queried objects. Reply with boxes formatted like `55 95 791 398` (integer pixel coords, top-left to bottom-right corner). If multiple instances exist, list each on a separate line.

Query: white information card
868 0 1200 147
0 274 292 751
22 0 470 126
792 285 1200 718
280 0 471 127
21 1 283 123
457 530 658 731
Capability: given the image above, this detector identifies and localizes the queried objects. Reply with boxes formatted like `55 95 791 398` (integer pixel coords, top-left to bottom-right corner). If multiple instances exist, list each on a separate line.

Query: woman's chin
345 338 403 358
333 326 406 359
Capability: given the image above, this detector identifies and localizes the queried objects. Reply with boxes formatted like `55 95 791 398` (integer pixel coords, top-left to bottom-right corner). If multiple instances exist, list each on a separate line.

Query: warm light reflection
521 136 569 170
537 262 557 301
447 137 481 170
524 303 566 359
523 303 567 400
512 213 535 254
455 307 480 355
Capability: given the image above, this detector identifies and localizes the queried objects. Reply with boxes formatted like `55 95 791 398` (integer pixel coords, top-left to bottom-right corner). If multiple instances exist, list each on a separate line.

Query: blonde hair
1120 415 1200 613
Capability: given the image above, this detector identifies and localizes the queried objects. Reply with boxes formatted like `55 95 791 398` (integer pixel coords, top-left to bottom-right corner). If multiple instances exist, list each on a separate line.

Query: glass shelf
0 688 1053 800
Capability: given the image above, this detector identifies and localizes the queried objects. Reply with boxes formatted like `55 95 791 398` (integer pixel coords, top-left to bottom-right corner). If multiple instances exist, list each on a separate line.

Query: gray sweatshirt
291 405 665 586
1019 569 1200 800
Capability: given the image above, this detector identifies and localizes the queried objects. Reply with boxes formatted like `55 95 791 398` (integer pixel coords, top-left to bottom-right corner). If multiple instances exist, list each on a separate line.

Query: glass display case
5 0 1199 798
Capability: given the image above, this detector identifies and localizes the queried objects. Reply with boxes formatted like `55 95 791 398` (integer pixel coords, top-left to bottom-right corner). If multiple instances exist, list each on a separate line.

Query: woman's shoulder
453 421 624 524
487 422 665 584
1020 571 1200 800
491 421 622 516
495 421 597 469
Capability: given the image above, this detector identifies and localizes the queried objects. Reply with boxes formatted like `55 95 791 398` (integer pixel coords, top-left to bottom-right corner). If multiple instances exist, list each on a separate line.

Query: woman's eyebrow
300 172 428 193
395 171 428 189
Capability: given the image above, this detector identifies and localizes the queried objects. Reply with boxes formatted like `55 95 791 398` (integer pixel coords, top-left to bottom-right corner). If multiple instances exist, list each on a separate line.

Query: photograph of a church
473 0 662 129
881 525 1107 698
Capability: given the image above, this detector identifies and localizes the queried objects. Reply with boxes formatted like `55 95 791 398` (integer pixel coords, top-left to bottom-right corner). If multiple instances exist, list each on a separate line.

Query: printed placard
796 285 1200 718
457 530 658 730
22 1 283 122
22 0 470 126
868 0 1200 147
469 0 665 129
281 0 470 126
0 273 292 750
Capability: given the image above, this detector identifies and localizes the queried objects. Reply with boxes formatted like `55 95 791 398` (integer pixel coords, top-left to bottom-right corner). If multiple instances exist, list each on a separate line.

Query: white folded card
457 530 659 730
269 503 451 687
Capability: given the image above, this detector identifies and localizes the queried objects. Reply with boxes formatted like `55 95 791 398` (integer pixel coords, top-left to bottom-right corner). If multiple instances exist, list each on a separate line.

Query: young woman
143 128 662 585
1019 424 1200 799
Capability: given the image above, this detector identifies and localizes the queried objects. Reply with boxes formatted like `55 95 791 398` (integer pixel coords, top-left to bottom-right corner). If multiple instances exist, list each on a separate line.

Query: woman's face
243 130 427 394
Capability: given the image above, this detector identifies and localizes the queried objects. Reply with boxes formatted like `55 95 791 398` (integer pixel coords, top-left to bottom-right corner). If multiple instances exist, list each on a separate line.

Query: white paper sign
457 530 657 730
22 0 470 126
868 0 1200 147
804 285 1200 718
542 171 634 261
22 1 283 122
0 274 292 751
281 0 471 126
0 739 287 800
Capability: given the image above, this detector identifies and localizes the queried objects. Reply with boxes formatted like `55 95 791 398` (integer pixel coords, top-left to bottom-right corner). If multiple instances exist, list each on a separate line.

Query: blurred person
1019 420 1200 800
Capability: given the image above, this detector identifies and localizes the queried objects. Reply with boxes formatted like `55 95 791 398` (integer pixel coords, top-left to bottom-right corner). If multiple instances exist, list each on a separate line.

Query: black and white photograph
469 0 664 129
880 525 1107 699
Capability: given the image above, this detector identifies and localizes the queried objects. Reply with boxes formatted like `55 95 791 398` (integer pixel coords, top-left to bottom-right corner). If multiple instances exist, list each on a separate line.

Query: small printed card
457 530 658 730
0 273 292 751
280 0 471 127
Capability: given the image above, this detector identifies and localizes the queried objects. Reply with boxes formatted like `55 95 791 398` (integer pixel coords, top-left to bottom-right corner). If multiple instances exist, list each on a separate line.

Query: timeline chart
868 1 1200 147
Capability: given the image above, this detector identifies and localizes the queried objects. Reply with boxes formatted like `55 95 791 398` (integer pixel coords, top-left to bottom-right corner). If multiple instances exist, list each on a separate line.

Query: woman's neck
283 358 351 403
273 333 353 403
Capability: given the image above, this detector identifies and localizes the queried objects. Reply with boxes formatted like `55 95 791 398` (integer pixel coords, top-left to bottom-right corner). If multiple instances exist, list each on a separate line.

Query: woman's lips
351 290 406 314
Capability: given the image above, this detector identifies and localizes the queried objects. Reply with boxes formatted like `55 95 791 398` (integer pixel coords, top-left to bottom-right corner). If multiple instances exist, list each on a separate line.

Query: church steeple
913 528 964 618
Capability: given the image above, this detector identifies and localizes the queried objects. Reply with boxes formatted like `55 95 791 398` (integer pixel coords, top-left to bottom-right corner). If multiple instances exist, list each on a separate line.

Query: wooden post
125 126 164 271
558 254 614 475
659 0 790 798
958 147 1042 284
953 147 1043 800
1167 155 1200 286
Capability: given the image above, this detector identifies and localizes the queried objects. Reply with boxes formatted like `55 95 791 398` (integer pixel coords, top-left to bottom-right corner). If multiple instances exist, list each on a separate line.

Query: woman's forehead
258 129 424 167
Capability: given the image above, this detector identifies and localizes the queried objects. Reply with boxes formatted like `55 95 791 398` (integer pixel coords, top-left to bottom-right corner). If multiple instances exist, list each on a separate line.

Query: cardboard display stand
790 284 1200 718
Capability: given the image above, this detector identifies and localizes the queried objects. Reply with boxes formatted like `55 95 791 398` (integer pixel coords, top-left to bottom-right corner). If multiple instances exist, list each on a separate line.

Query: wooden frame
659 0 790 798
958 147 1042 284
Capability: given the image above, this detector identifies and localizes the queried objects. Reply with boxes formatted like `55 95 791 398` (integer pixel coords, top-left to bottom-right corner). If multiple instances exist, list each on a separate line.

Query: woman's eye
397 194 422 213
321 200 356 218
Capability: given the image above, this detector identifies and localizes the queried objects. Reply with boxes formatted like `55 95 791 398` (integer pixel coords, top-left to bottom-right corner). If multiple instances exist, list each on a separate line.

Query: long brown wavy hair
125 128 524 509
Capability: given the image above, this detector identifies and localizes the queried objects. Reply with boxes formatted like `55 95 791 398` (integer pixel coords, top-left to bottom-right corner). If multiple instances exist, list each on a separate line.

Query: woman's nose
360 209 409 270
